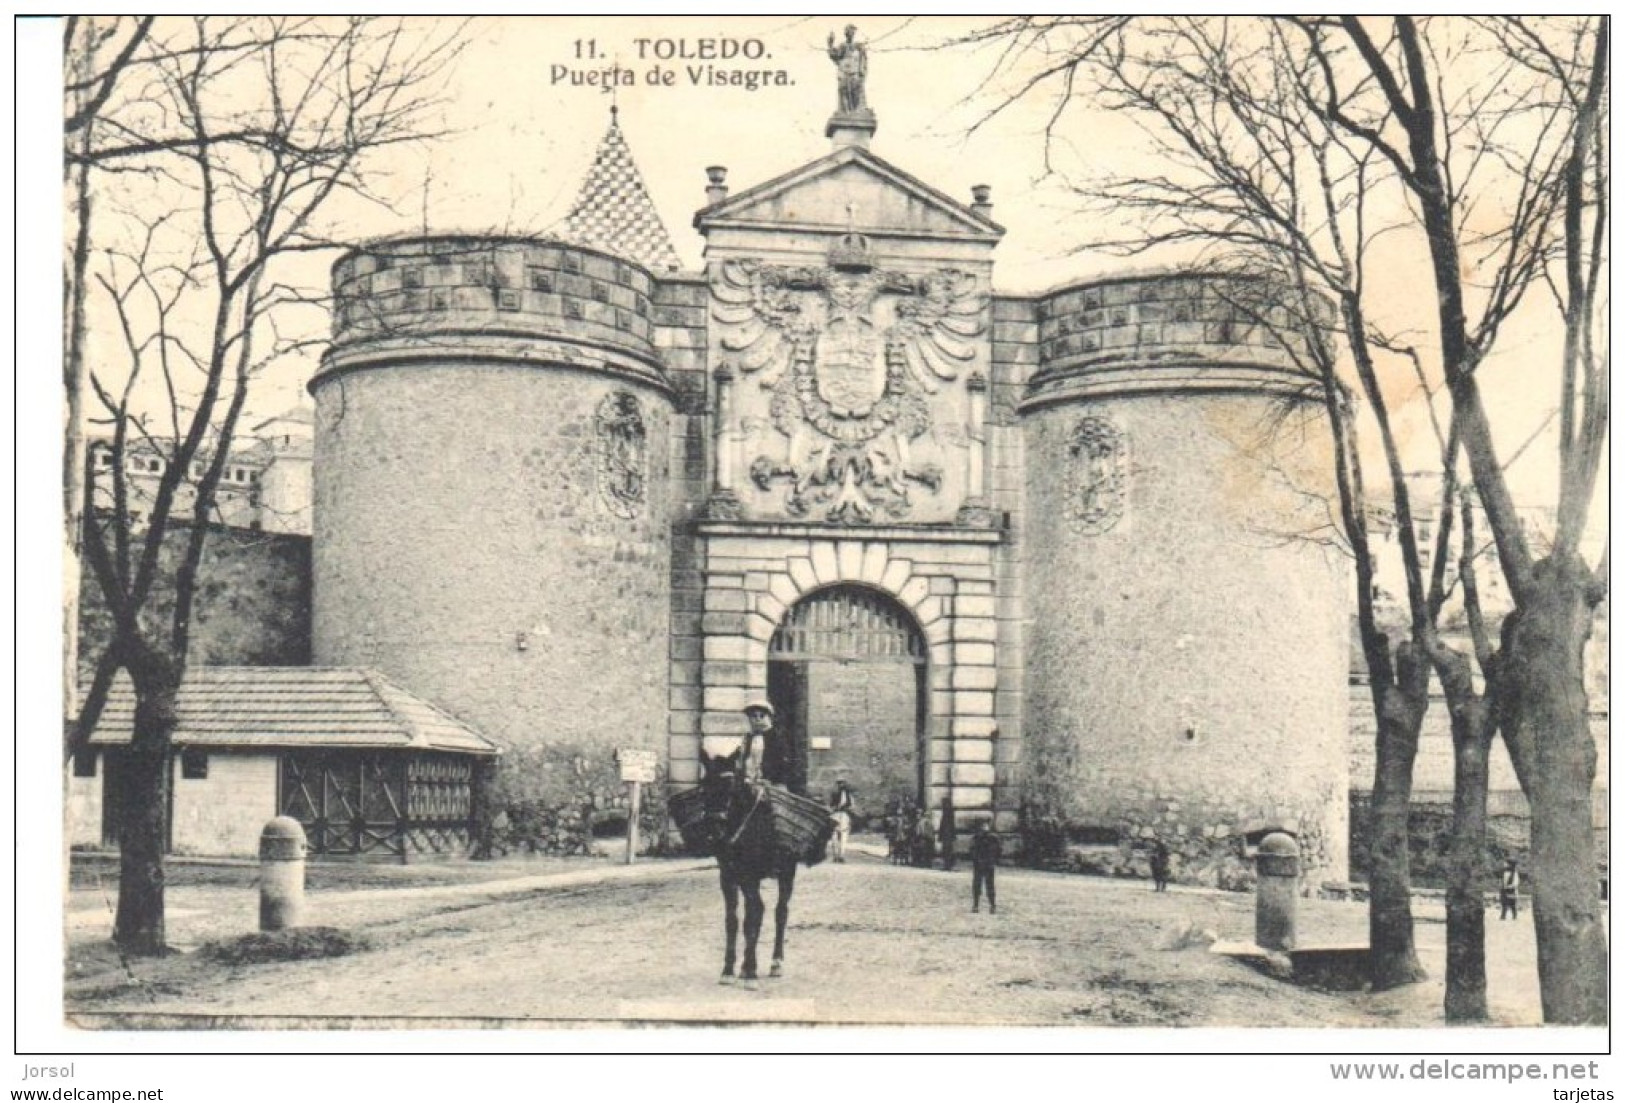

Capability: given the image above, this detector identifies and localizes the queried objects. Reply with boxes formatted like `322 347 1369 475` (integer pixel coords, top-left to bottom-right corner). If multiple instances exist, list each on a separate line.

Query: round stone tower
310 237 674 773
1020 273 1348 884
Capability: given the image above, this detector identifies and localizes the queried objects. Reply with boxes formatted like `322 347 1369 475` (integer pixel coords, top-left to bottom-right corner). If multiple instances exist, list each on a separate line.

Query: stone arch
766 582 929 805
690 536 998 816
756 541 952 671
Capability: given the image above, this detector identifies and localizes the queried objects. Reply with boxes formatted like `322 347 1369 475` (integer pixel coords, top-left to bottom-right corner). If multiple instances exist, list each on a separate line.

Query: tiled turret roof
562 107 682 273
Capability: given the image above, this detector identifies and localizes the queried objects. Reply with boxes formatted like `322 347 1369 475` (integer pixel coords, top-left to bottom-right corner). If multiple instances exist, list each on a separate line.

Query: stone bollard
1254 832 1300 951
259 816 307 931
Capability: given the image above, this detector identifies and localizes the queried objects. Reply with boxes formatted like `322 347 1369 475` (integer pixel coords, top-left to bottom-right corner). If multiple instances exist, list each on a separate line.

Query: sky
48 15 1597 515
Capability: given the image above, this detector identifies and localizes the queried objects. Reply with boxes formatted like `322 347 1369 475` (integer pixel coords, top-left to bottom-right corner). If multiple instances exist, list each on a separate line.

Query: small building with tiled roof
70 668 498 860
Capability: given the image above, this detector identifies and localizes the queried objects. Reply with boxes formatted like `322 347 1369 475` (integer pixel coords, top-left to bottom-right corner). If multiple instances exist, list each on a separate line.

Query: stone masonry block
837 541 863 581
954 617 998 643
788 557 818 594
753 593 786 626
668 710 699 735
930 689 954 717
745 571 772 592
670 659 700 685
956 690 997 716
929 664 953 691
880 558 912 596
952 665 998 691
704 660 750 687
898 575 930 610
955 641 997 667
810 542 839 584
768 573 800 608
928 576 956 595
702 612 749 636
702 734 745 756
951 763 998 788
953 739 995 763
928 738 957 763
706 589 750 613
860 543 888 585
703 636 750 662
745 612 777 643
724 536 807 562
954 594 997 620
912 595 944 627
701 710 748 736
952 717 999 739
667 758 700 785
950 785 994 811
706 572 746 590
670 685 701 712
667 734 700 761
924 620 951 649
703 685 748 713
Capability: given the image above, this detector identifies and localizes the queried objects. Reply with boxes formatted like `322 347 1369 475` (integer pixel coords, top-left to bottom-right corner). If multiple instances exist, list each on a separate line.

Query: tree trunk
1437 662 1493 1022
112 656 179 956
1366 660 1429 990
1499 555 1606 1025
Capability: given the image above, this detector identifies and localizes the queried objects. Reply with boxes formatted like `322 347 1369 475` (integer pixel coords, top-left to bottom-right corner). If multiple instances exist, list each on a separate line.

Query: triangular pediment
696 146 1003 241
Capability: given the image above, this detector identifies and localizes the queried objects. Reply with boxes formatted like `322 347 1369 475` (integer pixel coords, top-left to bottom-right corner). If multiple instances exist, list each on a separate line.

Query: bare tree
956 15 1604 1019
65 16 464 955
1294 14 1608 1027
957 14 1444 992
63 16 154 746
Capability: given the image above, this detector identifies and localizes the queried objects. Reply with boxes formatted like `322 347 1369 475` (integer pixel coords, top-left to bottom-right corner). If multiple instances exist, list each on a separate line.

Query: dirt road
66 855 1546 1028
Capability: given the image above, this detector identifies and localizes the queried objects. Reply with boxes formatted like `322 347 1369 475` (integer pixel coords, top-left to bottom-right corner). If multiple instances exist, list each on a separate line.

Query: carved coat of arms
712 257 987 523
1069 417 1126 534
595 391 647 519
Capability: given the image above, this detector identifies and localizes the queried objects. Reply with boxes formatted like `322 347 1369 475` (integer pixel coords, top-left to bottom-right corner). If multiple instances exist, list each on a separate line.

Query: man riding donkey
684 699 834 987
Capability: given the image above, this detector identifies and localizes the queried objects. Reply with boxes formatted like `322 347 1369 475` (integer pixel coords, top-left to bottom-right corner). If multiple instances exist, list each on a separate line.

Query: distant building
87 404 313 535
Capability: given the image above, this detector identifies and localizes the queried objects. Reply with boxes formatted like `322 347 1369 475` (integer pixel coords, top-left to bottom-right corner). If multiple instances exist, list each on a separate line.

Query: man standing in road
937 794 958 872
828 778 855 862
971 821 1002 913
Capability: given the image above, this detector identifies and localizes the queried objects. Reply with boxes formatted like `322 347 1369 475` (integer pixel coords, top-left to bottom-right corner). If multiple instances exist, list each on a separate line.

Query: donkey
695 749 807 987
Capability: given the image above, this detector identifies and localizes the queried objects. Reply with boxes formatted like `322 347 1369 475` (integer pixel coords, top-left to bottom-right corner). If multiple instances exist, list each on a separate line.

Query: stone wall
170 753 279 857
77 523 311 677
66 752 280 857
1346 691 1610 886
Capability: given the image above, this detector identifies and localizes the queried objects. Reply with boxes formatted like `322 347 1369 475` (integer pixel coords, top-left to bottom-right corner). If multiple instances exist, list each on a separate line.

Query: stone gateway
305 69 1349 882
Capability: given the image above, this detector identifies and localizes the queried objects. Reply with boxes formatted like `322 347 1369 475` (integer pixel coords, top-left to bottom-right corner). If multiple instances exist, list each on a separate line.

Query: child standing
970 822 1002 913
1150 839 1171 892
1499 859 1520 920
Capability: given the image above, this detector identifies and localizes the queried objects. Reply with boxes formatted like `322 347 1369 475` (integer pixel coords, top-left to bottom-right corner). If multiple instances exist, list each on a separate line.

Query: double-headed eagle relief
712 257 987 523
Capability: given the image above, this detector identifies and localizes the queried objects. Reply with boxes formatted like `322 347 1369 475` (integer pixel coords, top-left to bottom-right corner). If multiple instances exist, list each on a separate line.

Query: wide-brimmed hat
742 699 775 718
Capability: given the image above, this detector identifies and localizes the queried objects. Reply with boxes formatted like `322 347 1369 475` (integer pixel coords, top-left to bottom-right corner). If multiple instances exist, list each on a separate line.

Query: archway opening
767 584 927 825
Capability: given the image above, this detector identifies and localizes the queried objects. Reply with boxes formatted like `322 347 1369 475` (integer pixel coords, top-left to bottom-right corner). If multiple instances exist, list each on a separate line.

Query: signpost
616 748 658 865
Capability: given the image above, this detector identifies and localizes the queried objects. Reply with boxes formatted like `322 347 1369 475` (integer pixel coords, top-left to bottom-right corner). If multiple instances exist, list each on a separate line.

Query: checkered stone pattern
563 110 683 274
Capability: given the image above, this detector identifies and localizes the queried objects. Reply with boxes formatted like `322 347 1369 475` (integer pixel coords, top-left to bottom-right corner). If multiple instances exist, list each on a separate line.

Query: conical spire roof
562 107 682 273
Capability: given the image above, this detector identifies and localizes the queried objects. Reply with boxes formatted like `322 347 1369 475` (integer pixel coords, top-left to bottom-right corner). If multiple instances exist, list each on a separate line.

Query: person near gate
739 699 796 792
1150 839 1171 892
828 778 855 863
970 821 1002 913
937 794 958 871
1499 858 1521 920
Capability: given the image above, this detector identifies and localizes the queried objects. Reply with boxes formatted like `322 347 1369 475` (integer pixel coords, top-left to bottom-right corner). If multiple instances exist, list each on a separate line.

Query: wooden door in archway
768 585 926 818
